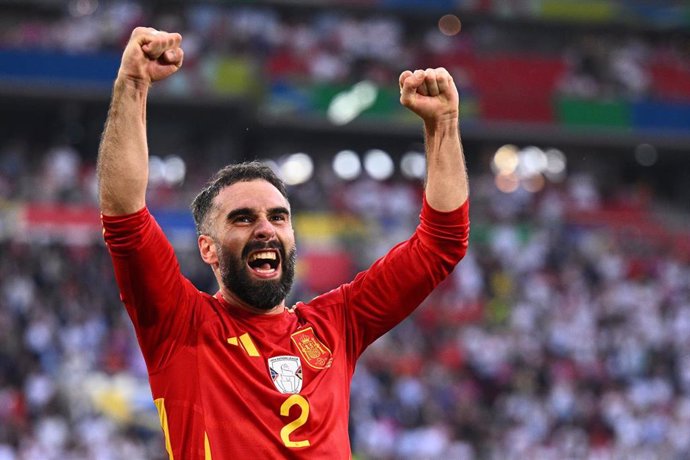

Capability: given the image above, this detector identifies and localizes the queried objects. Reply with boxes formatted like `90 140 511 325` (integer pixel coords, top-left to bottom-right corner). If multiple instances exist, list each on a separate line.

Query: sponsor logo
268 356 303 394
226 333 260 357
291 327 333 370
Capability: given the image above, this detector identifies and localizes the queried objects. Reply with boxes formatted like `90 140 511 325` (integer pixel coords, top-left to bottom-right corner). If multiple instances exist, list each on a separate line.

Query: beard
217 240 296 311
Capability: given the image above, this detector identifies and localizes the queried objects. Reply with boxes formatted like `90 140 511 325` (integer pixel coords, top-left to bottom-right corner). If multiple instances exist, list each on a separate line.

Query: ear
198 234 218 266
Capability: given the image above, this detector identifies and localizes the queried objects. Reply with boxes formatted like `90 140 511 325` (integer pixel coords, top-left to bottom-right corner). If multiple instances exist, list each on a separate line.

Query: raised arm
399 68 468 211
97 27 184 216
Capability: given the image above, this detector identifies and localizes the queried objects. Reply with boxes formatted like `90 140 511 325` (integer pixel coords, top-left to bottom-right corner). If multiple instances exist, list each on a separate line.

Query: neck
218 287 285 315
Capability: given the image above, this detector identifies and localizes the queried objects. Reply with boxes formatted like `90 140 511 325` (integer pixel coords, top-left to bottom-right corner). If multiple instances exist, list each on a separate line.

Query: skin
197 180 295 315
97 27 184 216
97 28 468 315
399 68 468 212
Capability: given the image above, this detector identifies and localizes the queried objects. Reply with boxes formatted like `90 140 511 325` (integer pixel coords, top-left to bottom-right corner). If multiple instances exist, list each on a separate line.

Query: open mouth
247 249 281 277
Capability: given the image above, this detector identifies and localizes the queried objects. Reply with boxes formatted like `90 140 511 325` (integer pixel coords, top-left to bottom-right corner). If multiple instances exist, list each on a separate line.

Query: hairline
191 162 288 236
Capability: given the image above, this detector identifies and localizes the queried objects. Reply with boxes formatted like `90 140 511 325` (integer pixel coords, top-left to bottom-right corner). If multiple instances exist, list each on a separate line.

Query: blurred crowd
1 0 689 105
350 175 690 459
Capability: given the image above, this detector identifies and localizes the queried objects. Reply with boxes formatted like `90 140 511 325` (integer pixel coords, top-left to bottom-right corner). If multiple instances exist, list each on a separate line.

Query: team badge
268 356 303 394
291 327 333 369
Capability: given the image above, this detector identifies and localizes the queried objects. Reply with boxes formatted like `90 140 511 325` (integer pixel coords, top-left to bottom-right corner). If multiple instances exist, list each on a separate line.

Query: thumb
399 69 425 106
398 70 413 91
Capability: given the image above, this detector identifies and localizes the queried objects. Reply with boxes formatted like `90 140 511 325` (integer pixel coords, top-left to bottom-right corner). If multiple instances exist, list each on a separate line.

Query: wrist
115 73 152 93
424 115 459 137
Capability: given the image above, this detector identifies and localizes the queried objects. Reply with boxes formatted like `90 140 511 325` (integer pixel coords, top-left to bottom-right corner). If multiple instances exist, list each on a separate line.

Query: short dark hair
191 161 288 235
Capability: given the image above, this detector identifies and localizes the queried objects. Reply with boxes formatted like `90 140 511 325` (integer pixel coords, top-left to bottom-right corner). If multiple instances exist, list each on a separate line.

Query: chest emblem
291 327 333 370
268 356 303 394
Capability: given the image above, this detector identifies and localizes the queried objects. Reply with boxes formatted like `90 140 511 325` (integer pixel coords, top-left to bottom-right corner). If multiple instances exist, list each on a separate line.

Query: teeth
249 251 277 262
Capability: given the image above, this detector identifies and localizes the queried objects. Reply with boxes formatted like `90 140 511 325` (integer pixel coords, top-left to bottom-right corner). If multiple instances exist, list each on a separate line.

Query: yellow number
280 395 311 448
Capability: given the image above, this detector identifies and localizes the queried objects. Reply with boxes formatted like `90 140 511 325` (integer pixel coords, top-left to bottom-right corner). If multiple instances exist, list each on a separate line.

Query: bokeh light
148 155 187 186
492 145 568 193
327 81 378 126
281 153 314 185
635 143 658 167
148 155 164 185
438 14 462 36
400 151 426 180
491 144 520 175
163 155 186 185
364 149 394 180
495 172 520 193
333 150 362 180
522 173 546 193
544 148 567 182
518 146 548 178
68 0 98 17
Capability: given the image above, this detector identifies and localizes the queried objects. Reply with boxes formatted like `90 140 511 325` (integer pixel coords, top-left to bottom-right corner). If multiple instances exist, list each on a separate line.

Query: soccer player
98 27 469 459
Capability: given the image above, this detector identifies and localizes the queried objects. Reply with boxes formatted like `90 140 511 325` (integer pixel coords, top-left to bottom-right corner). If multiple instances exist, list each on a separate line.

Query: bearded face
217 239 296 311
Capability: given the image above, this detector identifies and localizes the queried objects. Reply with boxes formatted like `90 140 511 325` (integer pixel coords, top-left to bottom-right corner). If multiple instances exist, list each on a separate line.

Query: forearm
424 118 468 212
97 78 150 216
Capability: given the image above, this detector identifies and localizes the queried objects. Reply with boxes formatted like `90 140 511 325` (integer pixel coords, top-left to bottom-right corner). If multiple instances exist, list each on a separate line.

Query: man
98 27 469 459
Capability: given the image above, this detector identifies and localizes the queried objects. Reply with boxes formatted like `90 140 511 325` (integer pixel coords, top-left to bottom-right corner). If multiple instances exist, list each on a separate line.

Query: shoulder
296 286 346 309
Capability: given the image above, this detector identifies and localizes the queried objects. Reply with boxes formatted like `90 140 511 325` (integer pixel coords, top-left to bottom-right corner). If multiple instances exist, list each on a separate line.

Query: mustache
241 240 285 260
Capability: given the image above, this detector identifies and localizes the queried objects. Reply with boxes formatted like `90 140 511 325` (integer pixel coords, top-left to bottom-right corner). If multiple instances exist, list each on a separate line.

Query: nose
252 216 276 241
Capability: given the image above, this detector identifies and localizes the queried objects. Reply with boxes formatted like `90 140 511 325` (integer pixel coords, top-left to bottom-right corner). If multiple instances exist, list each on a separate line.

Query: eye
234 215 254 224
270 213 289 223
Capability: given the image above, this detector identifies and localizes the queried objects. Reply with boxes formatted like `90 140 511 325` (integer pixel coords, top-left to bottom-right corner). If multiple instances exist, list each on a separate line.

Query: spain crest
291 327 333 370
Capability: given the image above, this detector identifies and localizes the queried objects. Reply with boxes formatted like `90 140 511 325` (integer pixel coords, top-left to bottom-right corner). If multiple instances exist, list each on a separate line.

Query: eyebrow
225 206 291 221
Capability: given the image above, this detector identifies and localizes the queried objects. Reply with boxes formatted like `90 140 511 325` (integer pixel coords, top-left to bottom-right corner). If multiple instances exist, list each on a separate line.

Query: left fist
399 67 459 125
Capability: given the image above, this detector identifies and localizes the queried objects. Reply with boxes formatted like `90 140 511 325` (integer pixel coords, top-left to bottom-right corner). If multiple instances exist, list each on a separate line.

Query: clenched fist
399 67 459 126
117 27 184 85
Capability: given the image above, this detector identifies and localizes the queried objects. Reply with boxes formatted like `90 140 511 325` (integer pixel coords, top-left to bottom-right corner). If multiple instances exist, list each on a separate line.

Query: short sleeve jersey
102 197 469 459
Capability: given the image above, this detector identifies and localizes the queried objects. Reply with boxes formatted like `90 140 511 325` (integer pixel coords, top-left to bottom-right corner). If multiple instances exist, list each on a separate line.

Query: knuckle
132 26 155 36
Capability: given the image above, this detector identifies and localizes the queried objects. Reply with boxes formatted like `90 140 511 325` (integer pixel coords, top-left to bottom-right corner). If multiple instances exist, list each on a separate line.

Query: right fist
117 27 184 85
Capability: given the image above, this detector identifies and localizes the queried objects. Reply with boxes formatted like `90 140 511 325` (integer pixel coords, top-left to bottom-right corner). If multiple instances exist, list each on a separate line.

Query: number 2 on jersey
280 395 310 448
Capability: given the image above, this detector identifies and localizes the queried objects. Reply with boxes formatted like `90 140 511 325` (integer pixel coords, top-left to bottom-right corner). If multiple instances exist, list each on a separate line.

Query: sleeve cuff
101 206 152 253
421 195 469 225
101 206 148 223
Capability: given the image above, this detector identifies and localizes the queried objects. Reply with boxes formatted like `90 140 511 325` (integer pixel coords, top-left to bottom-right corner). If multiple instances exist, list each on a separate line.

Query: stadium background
1 0 689 458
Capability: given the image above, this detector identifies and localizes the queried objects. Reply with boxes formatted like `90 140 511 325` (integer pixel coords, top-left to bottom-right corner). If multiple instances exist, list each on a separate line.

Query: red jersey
102 197 469 459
